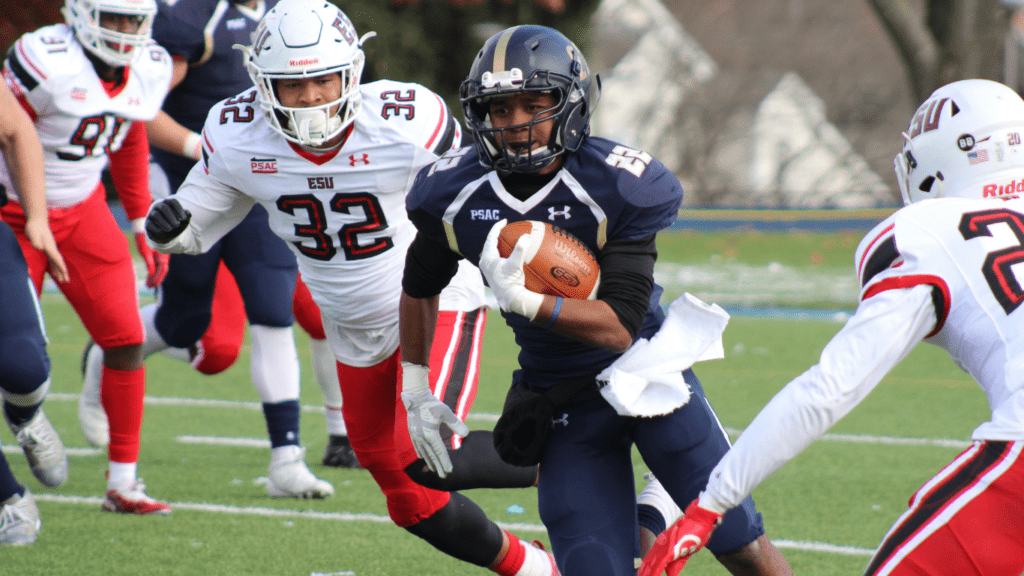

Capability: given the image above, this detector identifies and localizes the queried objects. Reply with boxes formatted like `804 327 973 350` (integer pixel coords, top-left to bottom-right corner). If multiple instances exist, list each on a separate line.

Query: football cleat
79 341 110 447
321 435 361 469
267 445 335 499
5 409 68 487
102 479 172 516
0 489 41 546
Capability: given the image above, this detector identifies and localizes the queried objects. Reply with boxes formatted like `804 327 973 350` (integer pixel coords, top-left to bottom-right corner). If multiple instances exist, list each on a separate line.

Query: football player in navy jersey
0 79 68 546
400 25 793 576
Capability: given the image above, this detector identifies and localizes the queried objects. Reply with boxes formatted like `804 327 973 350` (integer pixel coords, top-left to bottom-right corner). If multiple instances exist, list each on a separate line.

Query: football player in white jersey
1 0 174 515
640 79 1024 576
145 1 566 575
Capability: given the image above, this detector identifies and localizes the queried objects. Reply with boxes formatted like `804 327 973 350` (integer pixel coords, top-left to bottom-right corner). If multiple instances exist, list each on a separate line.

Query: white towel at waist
597 293 729 417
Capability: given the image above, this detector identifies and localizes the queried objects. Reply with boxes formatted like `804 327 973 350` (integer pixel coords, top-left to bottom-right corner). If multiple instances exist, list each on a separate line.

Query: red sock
493 530 526 576
101 365 145 463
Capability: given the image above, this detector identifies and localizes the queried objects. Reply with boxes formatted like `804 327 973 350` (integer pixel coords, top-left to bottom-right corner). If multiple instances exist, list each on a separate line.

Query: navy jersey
151 0 274 181
407 137 683 389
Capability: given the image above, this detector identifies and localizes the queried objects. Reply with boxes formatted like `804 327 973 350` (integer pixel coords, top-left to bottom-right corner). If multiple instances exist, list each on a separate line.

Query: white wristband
183 131 202 161
131 217 146 235
401 361 431 395
509 290 544 321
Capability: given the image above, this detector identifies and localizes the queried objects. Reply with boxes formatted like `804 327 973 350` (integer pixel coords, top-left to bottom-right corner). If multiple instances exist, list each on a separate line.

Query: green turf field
1 230 986 575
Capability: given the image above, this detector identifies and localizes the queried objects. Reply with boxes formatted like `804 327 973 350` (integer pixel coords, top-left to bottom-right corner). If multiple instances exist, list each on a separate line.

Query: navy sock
637 503 667 535
3 401 39 427
262 400 300 448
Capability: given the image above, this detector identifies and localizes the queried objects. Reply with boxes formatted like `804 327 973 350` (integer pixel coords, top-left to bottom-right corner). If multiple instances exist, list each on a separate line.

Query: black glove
146 198 192 244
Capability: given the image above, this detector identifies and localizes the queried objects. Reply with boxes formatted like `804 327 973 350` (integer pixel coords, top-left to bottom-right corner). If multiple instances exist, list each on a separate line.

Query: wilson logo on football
251 158 278 174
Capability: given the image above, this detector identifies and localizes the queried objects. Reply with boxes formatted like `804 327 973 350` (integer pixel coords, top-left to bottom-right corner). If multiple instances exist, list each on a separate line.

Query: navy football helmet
460 25 599 174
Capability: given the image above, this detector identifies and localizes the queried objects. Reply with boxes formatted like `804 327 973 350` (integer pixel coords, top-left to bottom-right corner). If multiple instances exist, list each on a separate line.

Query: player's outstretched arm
0 82 68 282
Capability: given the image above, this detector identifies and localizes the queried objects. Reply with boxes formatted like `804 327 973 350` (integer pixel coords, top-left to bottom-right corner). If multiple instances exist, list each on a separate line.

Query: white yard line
44 392 973 449
30 492 875 555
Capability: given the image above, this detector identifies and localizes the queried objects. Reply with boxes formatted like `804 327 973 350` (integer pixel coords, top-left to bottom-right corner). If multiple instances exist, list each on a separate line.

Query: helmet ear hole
919 176 935 193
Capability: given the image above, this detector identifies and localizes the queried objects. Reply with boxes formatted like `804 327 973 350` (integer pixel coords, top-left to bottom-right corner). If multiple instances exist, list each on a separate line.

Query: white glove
479 219 544 320
400 361 469 478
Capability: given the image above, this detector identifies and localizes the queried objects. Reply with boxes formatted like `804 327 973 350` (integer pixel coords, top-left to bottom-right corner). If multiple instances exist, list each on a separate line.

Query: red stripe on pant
429 309 486 449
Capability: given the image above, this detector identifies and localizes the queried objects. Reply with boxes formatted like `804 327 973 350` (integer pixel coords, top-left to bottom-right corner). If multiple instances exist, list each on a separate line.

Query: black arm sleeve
403 232 462 299
596 234 657 340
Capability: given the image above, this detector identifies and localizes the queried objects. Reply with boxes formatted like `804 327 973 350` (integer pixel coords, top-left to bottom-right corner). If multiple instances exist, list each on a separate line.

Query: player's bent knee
357 448 450 527
0 337 50 396
193 341 241 375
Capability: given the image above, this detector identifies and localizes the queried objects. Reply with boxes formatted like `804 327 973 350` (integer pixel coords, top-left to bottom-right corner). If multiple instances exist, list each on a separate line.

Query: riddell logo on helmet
983 179 1024 199
290 58 319 66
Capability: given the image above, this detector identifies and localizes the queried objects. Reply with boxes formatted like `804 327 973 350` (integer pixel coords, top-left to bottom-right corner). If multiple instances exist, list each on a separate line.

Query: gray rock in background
590 0 715 175
589 0 895 208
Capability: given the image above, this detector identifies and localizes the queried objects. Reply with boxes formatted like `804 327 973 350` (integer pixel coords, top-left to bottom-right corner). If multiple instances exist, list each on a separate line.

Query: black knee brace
403 492 504 566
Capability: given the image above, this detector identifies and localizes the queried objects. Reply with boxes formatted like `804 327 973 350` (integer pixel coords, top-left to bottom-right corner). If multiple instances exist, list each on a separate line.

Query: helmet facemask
64 0 156 67
256 52 363 148
463 68 585 174
235 0 372 148
460 25 597 175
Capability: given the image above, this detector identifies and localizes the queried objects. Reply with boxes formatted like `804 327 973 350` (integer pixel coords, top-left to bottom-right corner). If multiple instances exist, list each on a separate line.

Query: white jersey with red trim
699 196 1024 514
0 24 172 208
157 79 481 329
856 197 1024 441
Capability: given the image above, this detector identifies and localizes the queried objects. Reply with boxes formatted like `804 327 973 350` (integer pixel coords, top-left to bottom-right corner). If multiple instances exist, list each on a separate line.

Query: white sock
249 325 300 403
107 461 138 491
517 540 557 576
140 303 171 358
311 338 346 435
324 407 347 436
637 472 683 525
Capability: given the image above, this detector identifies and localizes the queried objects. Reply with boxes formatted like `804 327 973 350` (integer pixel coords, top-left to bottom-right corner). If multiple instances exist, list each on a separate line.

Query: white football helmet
63 0 156 67
895 79 1024 205
235 0 374 147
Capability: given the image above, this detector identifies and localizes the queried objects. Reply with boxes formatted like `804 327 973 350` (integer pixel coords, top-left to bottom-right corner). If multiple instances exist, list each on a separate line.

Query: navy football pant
0 221 50 398
154 204 297 348
538 369 763 576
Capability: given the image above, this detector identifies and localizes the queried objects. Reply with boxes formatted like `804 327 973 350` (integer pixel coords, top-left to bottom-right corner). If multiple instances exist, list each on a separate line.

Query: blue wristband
543 296 563 330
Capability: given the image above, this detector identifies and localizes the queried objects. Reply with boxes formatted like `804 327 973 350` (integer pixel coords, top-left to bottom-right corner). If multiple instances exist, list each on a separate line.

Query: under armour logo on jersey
128 97 140 106
551 413 569 428
71 88 87 101
349 153 370 166
548 206 571 220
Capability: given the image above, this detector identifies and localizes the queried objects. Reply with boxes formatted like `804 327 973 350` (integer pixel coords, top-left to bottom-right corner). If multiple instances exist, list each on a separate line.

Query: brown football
497 220 600 300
